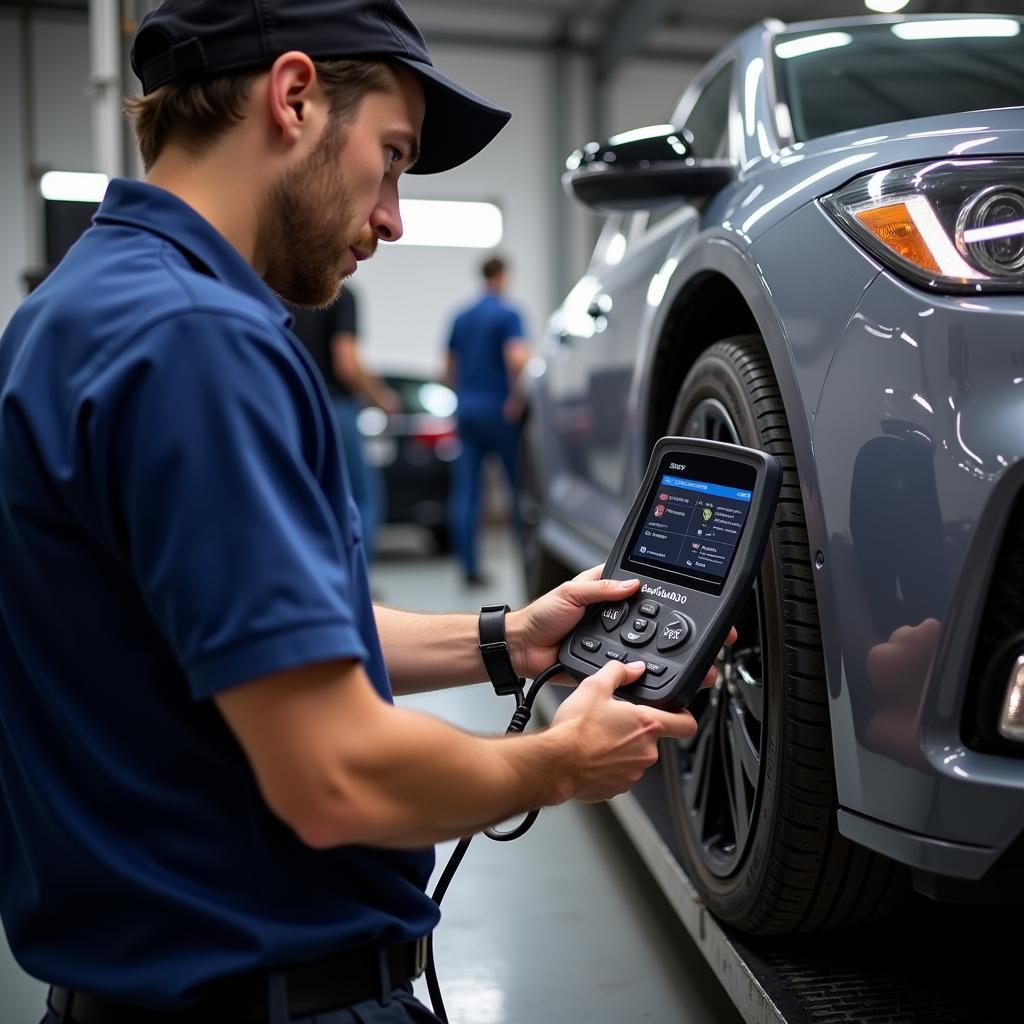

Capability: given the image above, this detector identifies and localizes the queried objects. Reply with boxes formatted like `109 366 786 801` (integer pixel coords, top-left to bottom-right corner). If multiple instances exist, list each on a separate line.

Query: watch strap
478 604 523 697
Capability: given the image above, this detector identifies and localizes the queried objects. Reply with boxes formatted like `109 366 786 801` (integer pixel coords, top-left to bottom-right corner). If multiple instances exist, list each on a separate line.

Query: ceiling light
394 200 503 249
39 171 108 203
864 0 909 13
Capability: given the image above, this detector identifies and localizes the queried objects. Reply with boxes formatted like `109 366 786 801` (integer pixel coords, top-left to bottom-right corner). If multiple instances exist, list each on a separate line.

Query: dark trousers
334 395 385 564
449 410 520 578
40 981 442 1024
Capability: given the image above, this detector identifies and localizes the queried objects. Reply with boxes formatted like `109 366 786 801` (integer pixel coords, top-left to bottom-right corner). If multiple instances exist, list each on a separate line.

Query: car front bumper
813 264 1024 881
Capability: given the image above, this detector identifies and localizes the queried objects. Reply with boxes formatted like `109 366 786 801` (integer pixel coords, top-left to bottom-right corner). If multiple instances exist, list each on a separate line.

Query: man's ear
265 51 321 144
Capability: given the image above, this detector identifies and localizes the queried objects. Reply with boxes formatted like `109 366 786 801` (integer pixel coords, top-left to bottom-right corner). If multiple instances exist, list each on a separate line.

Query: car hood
728 105 1024 243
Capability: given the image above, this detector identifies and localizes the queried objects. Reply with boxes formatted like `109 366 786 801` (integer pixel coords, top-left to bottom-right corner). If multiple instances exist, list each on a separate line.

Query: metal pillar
19 0 41 273
89 0 123 178
550 22 575 308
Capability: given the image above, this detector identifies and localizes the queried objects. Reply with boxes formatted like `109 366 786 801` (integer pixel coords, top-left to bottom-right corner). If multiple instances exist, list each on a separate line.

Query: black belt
47 937 429 1024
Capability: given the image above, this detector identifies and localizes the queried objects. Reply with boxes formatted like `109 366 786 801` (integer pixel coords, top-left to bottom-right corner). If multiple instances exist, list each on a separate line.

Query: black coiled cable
425 662 564 1022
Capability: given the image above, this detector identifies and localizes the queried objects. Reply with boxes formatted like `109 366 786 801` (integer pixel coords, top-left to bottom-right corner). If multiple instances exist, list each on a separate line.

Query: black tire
518 426 571 600
662 336 908 934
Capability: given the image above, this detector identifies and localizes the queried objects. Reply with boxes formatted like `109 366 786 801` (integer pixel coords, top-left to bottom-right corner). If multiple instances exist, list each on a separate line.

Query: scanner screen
624 452 757 594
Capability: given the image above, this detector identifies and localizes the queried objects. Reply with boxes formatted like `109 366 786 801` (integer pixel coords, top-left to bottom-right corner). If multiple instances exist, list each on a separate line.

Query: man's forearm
375 604 526 694
336 703 575 848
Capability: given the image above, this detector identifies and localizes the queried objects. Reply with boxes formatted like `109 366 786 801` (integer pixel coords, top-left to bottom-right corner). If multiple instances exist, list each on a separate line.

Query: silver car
522 13 1024 934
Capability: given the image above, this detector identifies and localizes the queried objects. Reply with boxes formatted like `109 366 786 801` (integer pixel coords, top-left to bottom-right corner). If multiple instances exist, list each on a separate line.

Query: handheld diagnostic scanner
558 437 782 711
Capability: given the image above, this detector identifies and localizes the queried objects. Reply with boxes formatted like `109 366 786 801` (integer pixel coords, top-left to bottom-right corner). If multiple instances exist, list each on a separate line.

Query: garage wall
0 15 29 327
0 11 96 330
608 58 701 135
0 17 701 358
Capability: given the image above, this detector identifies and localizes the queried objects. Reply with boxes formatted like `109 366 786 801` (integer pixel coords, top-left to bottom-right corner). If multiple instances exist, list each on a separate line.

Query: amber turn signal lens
855 203 942 274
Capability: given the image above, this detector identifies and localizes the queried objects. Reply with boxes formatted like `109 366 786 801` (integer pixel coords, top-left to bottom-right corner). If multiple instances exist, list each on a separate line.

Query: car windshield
775 19 1024 143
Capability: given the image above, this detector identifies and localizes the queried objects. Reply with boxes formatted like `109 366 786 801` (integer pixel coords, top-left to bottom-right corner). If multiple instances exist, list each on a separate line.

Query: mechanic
445 256 530 586
290 285 397 563
0 2 719 1022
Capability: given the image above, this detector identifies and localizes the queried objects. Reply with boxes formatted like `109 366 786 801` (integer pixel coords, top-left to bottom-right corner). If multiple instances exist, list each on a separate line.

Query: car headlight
821 159 1024 293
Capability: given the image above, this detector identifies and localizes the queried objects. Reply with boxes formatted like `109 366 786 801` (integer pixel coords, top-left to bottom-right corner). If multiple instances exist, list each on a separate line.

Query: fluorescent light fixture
394 199 503 249
774 32 852 60
40 171 108 203
864 0 908 13
607 124 674 146
892 19 1021 40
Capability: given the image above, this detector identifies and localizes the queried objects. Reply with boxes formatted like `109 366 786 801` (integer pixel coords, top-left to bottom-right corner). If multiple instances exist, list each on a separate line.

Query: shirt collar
94 179 292 330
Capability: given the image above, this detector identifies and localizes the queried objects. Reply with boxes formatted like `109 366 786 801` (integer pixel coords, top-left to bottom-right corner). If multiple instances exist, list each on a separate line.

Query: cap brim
394 58 511 175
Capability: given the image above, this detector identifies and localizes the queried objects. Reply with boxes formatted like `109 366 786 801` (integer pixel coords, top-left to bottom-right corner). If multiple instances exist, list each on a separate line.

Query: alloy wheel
673 398 767 877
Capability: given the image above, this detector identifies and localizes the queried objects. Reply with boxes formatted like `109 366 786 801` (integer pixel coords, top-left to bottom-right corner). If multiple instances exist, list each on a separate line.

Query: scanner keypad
572 594 694 690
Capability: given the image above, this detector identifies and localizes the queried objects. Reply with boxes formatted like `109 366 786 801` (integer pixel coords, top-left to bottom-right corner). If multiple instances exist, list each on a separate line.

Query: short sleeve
503 307 526 343
81 311 369 700
332 288 358 337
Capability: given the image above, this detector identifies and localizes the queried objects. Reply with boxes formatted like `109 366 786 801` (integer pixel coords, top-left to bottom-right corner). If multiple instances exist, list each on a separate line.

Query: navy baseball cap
130 0 511 174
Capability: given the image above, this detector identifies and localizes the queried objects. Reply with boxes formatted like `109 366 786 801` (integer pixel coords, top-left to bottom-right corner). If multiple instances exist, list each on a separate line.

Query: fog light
998 655 1024 741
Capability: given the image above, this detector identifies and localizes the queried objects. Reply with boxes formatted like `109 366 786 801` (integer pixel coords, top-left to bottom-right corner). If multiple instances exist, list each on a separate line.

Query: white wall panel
352 43 556 377
607 58 700 136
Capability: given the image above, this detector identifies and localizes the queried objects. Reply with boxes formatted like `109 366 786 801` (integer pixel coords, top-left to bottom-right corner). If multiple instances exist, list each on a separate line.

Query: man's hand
549 659 697 802
508 564 735 688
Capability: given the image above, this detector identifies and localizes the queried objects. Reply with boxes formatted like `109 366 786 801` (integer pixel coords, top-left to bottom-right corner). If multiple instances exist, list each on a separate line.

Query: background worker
0 2 723 1023
445 255 530 585
290 285 398 561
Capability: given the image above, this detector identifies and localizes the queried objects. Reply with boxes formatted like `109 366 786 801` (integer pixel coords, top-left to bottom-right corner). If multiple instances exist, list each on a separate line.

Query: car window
681 63 734 159
775 21 1024 142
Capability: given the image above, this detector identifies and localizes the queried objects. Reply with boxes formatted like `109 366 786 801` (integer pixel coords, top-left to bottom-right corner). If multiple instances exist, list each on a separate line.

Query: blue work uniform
0 180 437 1009
446 293 526 579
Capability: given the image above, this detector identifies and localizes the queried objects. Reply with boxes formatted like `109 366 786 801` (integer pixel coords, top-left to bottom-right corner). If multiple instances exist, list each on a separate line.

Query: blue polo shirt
447 292 525 416
0 179 437 1007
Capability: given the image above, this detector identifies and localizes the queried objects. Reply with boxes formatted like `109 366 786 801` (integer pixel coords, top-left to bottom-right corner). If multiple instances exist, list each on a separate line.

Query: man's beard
260 123 376 309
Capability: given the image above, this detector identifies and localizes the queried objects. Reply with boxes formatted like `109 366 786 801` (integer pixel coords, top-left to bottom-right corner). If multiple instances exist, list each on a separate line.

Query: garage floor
383 526 741 1024
0 526 742 1024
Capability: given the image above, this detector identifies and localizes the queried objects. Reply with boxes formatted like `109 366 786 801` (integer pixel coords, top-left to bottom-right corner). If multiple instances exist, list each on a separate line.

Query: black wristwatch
478 604 524 697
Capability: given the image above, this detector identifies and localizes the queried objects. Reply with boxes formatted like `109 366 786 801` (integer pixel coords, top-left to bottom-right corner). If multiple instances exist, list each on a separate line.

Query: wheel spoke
682 715 716 840
725 711 752 852
719 708 742 848
727 697 760 787
732 653 764 723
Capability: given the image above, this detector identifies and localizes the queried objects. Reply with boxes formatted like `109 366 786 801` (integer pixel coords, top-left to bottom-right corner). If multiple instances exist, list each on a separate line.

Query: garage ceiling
11 0 1024 71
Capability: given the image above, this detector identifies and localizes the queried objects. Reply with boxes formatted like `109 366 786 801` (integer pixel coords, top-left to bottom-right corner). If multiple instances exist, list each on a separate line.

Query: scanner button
656 617 691 652
604 649 627 662
579 637 602 653
638 600 660 619
600 601 628 631
644 660 667 676
620 617 655 646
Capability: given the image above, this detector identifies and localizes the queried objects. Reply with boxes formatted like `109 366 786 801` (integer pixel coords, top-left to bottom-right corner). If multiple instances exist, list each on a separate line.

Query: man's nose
369 197 403 243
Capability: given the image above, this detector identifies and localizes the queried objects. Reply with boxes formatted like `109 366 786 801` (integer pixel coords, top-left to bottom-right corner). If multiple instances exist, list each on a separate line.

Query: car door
544 60 738 550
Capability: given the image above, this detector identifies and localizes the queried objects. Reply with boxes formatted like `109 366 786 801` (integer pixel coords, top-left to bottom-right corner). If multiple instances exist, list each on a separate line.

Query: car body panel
815 269 1024 871
529 14 1024 885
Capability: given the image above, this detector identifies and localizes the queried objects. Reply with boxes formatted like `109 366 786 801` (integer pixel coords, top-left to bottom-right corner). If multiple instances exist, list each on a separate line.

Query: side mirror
563 124 734 212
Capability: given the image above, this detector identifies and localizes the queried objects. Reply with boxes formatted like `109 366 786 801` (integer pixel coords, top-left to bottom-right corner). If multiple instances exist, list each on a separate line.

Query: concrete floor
0 525 741 1024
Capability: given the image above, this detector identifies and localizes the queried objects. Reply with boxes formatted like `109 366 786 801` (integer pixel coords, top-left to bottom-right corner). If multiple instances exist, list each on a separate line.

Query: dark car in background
360 374 459 552
522 14 1024 935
